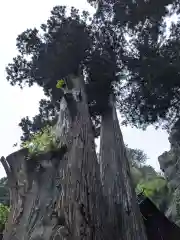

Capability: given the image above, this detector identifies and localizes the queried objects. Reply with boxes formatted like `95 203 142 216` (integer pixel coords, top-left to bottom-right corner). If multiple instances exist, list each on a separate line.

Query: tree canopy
6 1 180 141
126 147 147 167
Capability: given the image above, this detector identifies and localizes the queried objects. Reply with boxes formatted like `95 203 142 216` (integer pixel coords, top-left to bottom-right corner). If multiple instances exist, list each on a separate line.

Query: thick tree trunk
58 74 106 239
1 92 74 240
2 74 107 240
2 74 147 240
1 148 69 240
99 99 147 240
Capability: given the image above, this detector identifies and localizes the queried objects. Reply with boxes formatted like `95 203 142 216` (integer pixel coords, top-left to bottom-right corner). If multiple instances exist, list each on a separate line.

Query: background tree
88 0 180 130
126 147 147 167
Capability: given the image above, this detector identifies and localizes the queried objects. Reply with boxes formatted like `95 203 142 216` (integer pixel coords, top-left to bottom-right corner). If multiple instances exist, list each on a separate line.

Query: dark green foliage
22 126 58 155
7 6 120 140
7 7 92 91
126 147 147 167
128 148 170 213
19 99 59 142
137 176 171 211
0 178 10 233
0 178 9 207
6 1 180 140
119 32 180 129
0 204 9 232
88 0 180 26
88 0 180 129
129 157 171 214
139 165 157 179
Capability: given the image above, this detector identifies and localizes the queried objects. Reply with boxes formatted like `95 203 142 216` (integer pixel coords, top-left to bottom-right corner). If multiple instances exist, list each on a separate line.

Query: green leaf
56 79 65 89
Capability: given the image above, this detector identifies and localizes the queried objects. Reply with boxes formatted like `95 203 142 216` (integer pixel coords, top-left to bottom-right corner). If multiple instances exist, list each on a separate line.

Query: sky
0 0 171 177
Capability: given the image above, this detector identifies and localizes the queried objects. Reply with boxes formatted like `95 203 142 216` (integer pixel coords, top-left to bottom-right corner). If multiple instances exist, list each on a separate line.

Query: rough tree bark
99 97 147 240
1 74 147 240
1 74 106 240
55 74 107 239
1 148 69 240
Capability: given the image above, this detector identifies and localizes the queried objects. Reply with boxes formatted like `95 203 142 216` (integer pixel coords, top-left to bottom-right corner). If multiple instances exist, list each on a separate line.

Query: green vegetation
137 177 168 199
0 178 9 207
0 146 176 230
0 204 9 230
21 131 173 215
0 178 10 233
128 148 171 213
22 130 171 213
56 79 66 89
22 126 59 156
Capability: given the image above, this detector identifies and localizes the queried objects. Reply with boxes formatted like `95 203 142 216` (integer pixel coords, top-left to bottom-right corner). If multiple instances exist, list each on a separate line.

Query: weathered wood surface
1 74 106 240
1 74 147 240
1 148 68 240
99 98 147 240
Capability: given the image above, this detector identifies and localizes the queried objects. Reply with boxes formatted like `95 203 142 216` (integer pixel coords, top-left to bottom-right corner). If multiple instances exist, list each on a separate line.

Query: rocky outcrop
158 125 180 225
158 149 180 191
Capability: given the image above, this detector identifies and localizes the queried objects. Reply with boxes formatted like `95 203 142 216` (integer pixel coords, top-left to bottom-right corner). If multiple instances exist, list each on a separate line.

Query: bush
22 126 58 156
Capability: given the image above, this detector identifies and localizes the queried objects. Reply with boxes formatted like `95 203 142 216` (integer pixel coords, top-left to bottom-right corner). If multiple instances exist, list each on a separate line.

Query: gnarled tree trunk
2 74 147 240
1 74 106 240
1 148 69 240
99 98 147 240
56 74 107 239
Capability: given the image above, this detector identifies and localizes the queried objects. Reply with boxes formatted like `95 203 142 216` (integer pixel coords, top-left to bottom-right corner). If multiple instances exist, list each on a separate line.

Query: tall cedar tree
4 2 180 239
6 1 180 139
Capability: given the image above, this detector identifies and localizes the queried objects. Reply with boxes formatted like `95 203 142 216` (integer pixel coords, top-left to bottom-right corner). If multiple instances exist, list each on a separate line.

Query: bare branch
0 157 13 184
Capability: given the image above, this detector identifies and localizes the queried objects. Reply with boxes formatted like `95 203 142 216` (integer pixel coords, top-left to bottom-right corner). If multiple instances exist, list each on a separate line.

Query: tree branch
0 157 13 185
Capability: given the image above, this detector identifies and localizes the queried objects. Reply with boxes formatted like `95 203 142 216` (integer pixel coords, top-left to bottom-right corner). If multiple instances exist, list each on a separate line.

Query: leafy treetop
6 2 180 141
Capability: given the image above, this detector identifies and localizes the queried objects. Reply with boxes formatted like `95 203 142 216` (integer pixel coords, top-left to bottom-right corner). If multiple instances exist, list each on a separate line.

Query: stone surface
158 127 180 225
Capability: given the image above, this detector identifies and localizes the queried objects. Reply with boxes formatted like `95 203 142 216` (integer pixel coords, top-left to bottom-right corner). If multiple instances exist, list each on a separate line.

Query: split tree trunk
99 99 147 240
56 74 107 239
1 74 107 240
2 74 147 240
